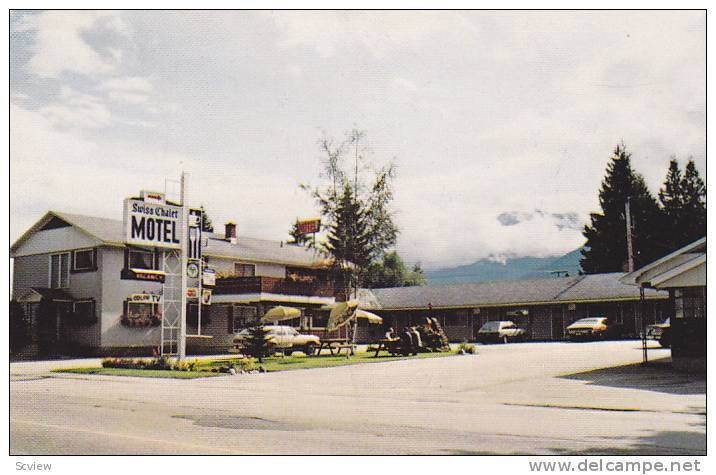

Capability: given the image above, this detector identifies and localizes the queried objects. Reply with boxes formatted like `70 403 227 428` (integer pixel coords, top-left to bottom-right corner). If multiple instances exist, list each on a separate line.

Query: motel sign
123 198 182 249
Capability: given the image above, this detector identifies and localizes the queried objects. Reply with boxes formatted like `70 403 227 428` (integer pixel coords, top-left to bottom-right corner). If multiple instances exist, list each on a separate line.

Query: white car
476 320 528 344
233 325 320 355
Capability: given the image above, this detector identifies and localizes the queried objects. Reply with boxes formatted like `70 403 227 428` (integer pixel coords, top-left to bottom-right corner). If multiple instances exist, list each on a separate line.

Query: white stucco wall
99 247 163 349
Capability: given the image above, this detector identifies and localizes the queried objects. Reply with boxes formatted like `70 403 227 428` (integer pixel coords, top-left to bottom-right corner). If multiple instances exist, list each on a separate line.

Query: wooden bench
314 338 353 356
373 338 400 357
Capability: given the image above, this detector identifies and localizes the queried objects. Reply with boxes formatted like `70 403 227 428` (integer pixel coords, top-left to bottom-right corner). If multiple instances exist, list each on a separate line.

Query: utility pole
178 172 188 359
625 197 634 273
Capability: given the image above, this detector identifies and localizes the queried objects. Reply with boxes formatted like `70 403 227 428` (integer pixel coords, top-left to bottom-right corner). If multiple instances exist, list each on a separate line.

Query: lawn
55 367 224 379
53 350 457 379
257 350 456 372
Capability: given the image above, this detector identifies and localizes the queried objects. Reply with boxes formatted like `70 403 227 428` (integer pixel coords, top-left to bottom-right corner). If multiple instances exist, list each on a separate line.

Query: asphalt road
10 340 706 455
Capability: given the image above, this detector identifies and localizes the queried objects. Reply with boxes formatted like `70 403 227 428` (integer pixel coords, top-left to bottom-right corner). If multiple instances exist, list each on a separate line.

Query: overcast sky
10 10 705 269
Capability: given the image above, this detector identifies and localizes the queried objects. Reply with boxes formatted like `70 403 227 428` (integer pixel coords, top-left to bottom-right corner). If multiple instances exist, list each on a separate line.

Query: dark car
565 317 623 341
475 320 528 344
645 318 671 347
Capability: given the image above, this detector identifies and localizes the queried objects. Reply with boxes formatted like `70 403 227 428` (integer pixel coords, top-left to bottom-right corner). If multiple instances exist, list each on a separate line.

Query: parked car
475 320 528 344
565 317 622 341
233 325 321 355
645 318 671 347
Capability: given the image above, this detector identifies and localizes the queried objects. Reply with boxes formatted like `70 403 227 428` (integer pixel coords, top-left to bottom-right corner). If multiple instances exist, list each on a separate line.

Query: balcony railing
213 276 335 298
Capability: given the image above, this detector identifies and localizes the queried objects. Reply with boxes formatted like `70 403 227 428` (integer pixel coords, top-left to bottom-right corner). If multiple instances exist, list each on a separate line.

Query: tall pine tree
658 159 684 253
658 158 706 252
325 183 372 299
581 144 664 273
679 159 706 247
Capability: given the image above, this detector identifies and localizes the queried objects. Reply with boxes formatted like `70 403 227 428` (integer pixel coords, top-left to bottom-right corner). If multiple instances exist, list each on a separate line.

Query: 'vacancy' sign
123 198 182 249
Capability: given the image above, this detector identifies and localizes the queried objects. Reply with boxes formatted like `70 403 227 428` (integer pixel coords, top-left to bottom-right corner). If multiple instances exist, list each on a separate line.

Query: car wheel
658 338 670 348
304 342 316 355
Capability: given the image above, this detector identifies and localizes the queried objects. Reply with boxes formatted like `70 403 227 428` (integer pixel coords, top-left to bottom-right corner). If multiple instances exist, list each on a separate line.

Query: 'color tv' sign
124 198 182 249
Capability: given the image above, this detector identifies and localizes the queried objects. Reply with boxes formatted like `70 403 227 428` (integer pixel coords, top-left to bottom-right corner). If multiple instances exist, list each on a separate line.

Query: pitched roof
11 211 329 268
554 273 662 302
362 273 667 310
620 237 706 286
203 236 329 267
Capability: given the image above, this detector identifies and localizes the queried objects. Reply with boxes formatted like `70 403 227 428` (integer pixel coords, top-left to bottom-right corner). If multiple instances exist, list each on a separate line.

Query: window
49 252 70 289
72 248 96 272
128 248 157 270
676 287 705 319
127 302 155 319
234 263 256 277
230 305 257 333
123 298 160 327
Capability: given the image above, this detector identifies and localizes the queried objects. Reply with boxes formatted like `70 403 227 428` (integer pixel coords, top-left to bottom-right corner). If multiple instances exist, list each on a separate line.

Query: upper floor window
50 252 70 289
230 305 257 333
234 263 256 277
128 248 157 270
72 248 97 272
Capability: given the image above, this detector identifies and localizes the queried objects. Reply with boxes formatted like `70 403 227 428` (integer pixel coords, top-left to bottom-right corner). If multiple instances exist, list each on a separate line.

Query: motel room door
529 307 553 340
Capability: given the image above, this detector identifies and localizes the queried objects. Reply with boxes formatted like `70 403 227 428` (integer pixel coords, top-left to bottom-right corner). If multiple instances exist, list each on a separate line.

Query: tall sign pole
178 172 188 359
625 197 634 273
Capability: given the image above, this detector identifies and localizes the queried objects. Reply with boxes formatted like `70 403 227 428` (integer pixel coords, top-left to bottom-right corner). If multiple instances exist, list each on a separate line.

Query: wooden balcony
213 276 335 298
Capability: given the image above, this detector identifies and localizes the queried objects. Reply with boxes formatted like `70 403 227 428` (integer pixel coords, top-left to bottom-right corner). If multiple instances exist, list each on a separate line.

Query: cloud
392 77 418 92
10 102 188 239
101 76 153 93
265 11 478 58
497 210 583 231
38 87 111 130
13 11 129 78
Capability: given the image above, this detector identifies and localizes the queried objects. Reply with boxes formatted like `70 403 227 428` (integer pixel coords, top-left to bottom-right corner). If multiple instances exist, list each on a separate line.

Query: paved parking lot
10 340 706 455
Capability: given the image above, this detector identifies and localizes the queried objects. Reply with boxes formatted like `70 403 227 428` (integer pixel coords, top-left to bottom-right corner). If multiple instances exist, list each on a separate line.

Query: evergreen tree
679 159 706 246
658 159 684 253
364 251 427 288
200 205 214 233
243 322 272 362
301 129 399 297
405 263 427 287
325 183 372 298
581 144 665 273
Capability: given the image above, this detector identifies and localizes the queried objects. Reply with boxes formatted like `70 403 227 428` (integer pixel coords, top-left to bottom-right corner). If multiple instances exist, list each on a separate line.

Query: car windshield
501 323 516 329
289 328 299 336
664 318 670 325
479 322 501 332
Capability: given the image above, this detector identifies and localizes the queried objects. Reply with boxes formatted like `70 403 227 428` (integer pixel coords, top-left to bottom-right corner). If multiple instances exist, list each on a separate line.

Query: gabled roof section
621 237 706 287
11 211 124 255
11 210 329 268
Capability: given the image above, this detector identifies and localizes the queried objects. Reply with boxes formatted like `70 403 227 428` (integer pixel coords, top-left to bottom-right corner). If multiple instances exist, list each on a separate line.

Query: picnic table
373 338 400 357
314 338 355 356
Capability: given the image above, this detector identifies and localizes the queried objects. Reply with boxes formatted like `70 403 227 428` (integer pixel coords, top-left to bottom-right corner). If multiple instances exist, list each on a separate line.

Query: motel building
10 199 676 358
10 206 337 357
356 273 669 343
621 238 706 372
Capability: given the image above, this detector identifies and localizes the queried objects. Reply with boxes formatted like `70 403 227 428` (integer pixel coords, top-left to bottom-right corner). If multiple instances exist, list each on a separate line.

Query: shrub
457 341 477 355
242 323 272 362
